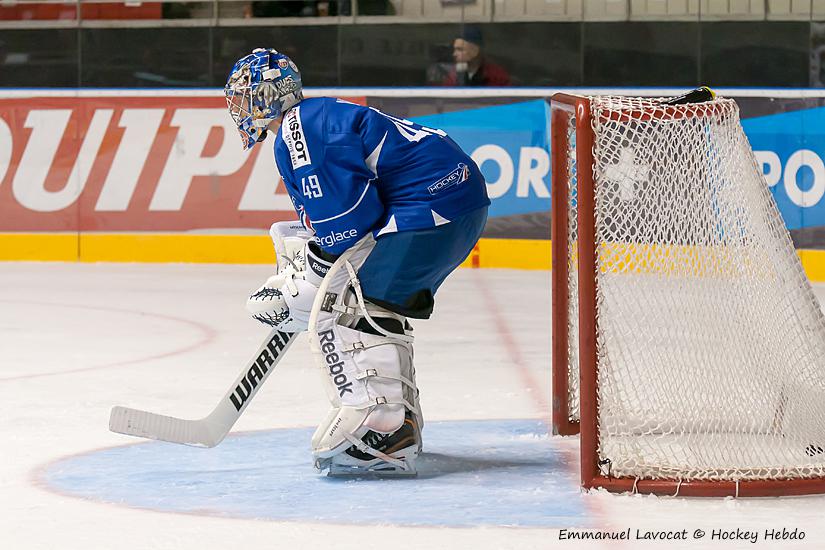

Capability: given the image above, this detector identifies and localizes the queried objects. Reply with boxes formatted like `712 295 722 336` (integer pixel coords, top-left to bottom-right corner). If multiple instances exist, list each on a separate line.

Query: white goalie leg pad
307 235 422 474
311 321 417 453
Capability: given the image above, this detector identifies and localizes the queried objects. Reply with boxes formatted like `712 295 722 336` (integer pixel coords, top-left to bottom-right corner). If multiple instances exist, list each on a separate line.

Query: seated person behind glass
441 26 510 87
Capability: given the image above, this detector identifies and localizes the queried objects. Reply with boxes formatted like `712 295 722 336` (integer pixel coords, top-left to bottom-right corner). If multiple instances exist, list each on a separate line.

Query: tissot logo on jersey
428 163 470 195
316 228 358 248
283 106 312 169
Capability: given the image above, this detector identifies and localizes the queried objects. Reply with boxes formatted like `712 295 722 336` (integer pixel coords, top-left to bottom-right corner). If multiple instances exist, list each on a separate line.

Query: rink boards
3 88 825 277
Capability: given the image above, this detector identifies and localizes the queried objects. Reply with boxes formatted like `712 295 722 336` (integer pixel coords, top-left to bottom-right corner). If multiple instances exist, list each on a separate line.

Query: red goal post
550 92 825 497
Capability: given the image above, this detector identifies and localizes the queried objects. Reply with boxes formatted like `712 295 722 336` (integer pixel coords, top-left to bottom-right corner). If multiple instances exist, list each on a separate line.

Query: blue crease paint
44 419 587 528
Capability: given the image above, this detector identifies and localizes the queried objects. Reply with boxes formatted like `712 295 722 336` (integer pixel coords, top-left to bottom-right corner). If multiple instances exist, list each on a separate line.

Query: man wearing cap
442 26 511 87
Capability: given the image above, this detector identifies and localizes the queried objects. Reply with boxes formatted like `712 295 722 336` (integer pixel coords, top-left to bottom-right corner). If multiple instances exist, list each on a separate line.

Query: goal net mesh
565 96 825 482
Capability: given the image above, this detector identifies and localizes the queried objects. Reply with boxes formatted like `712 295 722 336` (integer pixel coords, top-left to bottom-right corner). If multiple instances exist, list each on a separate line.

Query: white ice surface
1 262 824 550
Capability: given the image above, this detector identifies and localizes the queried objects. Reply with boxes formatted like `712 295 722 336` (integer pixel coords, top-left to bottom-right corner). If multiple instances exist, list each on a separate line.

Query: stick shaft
109 330 297 447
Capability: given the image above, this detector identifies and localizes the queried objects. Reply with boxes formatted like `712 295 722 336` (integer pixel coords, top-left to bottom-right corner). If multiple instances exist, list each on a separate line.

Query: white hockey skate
323 411 422 477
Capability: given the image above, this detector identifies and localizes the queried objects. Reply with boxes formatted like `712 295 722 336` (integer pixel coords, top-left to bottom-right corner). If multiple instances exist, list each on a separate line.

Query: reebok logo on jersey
428 163 469 195
283 106 311 169
318 329 354 397
229 331 290 411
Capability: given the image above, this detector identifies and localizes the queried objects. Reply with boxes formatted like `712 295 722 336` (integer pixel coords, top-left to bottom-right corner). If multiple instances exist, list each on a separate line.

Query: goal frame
550 92 825 497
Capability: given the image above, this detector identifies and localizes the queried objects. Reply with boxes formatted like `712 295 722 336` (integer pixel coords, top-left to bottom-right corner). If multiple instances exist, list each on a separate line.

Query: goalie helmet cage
550 92 825 497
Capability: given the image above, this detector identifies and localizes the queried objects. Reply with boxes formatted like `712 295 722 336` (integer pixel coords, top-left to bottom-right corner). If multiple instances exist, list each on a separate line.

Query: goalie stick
109 330 297 447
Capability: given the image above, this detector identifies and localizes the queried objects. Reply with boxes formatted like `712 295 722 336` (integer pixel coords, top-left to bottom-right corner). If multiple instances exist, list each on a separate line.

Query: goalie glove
245 238 335 332
246 271 303 331
245 221 308 331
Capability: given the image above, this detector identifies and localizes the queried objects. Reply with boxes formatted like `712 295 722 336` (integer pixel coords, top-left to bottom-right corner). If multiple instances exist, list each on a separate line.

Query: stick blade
109 406 220 448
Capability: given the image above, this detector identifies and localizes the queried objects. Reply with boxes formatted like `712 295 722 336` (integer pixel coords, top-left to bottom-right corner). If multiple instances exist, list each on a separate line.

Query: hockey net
551 93 825 496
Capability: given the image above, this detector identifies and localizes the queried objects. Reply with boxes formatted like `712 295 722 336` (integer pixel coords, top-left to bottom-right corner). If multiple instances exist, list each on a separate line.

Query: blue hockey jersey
273 97 490 255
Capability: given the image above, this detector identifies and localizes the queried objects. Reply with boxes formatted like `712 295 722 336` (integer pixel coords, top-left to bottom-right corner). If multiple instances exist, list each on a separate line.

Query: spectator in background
441 26 510 87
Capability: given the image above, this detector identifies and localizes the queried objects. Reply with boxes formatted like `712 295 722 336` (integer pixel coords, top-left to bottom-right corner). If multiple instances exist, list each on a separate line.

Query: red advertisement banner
0 95 365 232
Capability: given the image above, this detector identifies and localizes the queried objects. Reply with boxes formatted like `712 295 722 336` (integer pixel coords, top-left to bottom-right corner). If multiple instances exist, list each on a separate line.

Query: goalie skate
322 412 421 478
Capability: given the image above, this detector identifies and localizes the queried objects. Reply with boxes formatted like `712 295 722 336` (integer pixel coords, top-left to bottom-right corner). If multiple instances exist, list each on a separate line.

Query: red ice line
472 270 615 544
0 299 219 382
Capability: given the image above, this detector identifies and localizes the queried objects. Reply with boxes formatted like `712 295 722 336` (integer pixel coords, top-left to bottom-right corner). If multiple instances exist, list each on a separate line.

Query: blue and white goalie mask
224 48 303 150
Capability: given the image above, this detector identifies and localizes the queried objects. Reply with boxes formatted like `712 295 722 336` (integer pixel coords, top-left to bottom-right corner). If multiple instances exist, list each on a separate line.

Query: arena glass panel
339 22 580 87
700 22 809 88
0 29 79 88
472 23 581 87
80 27 212 88
212 25 340 87
339 22 458 87
582 22 699 87
812 23 825 87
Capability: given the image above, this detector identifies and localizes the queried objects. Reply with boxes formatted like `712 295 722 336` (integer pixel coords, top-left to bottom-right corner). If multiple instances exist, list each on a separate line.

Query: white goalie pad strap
355 367 415 390
342 433 409 470
342 261 414 344
312 406 370 458
314 324 413 418
332 304 359 317
340 330 413 354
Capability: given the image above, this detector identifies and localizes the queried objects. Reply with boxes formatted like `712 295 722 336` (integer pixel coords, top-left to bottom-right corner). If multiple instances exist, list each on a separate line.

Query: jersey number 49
302 175 323 199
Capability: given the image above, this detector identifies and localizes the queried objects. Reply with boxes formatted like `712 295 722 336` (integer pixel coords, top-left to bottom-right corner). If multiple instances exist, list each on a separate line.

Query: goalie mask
224 48 303 150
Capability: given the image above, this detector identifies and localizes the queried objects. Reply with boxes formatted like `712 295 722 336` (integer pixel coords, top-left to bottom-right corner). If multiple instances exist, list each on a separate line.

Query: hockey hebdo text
558 527 806 544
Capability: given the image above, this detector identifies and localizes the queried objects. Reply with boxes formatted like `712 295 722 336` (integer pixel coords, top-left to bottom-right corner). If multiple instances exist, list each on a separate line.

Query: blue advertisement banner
743 107 825 232
412 100 552 220
411 97 825 245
